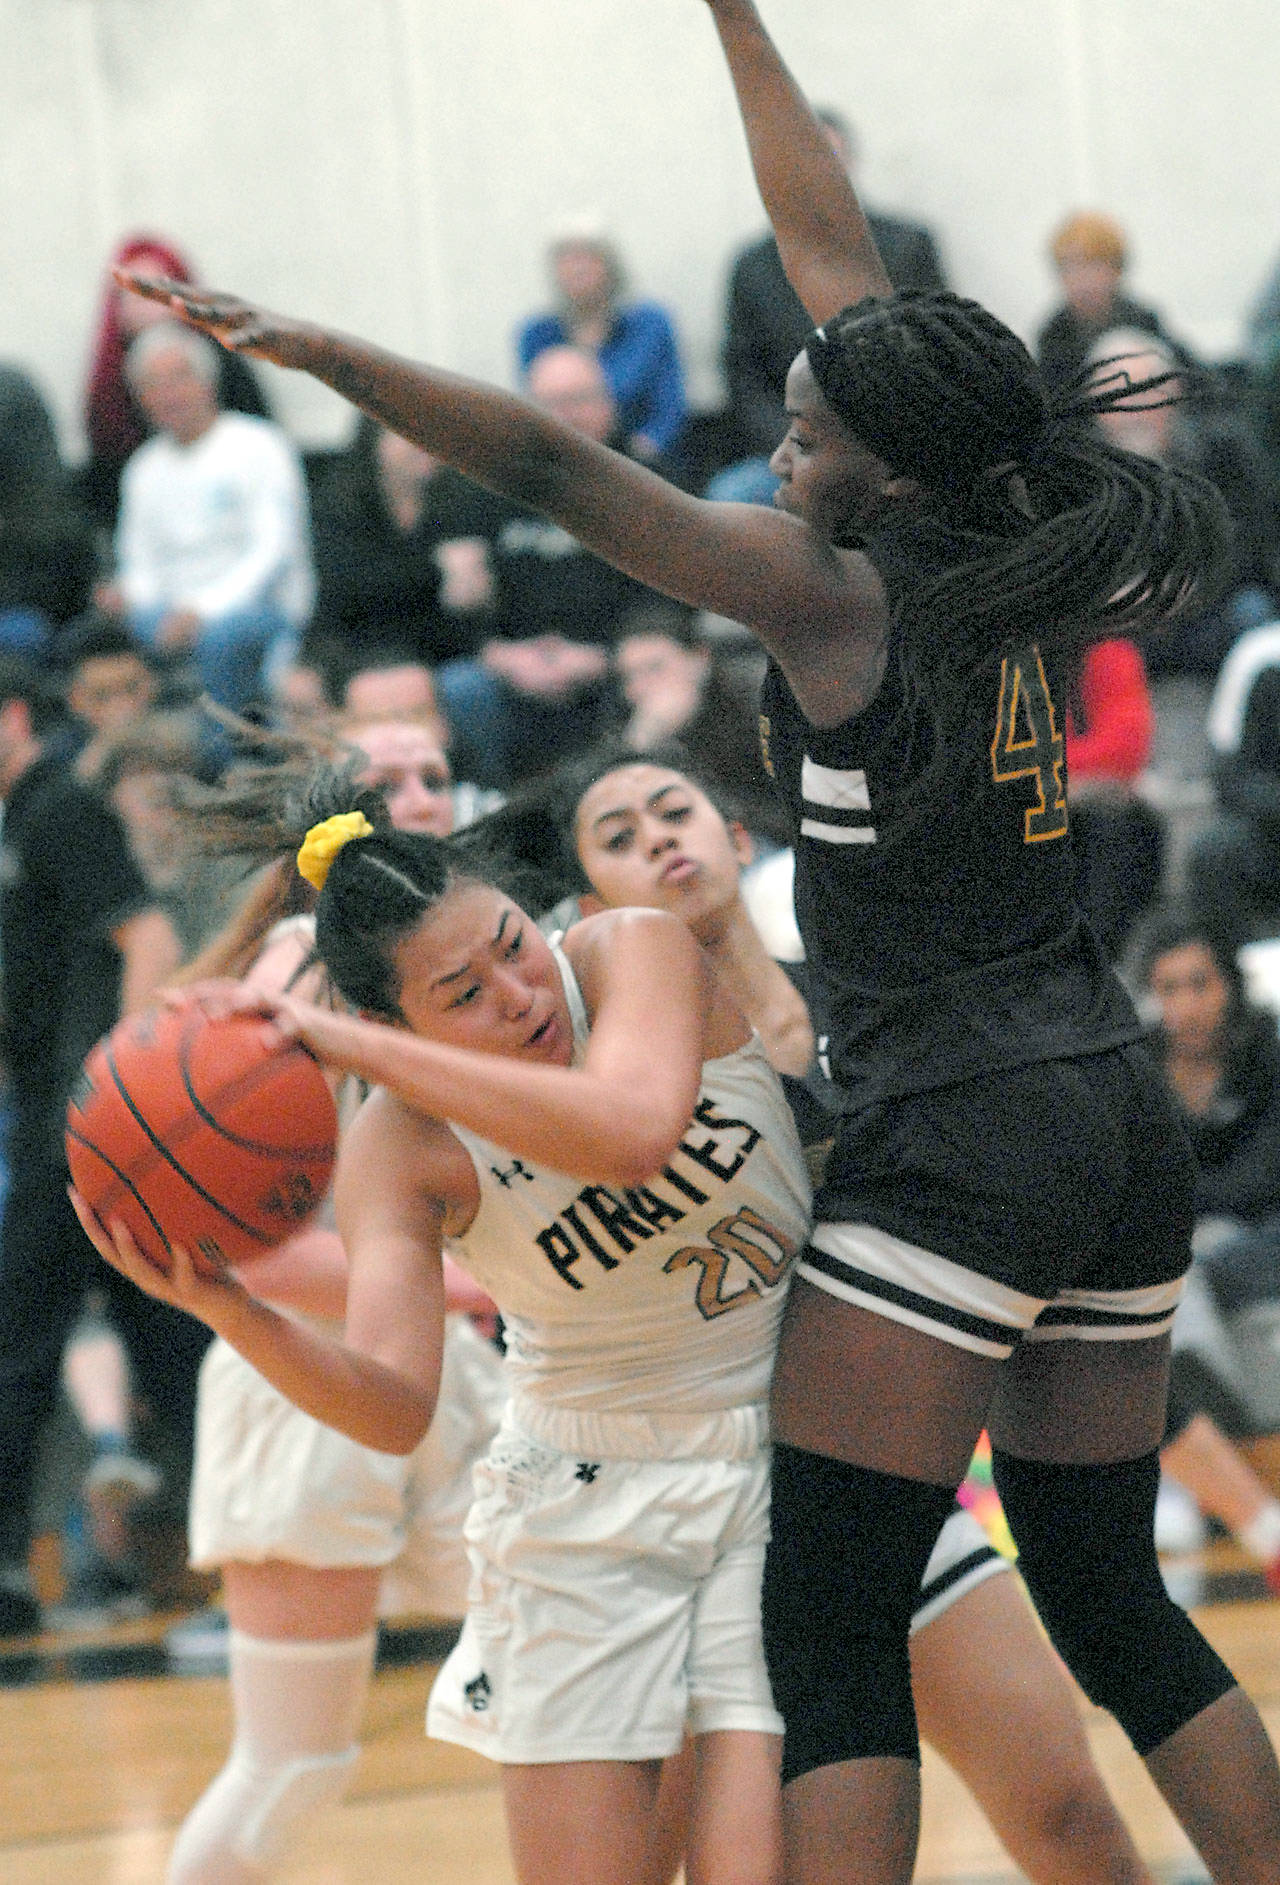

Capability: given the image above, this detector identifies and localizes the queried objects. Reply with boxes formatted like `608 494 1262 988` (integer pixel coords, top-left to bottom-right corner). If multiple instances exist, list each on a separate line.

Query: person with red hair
80 233 270 532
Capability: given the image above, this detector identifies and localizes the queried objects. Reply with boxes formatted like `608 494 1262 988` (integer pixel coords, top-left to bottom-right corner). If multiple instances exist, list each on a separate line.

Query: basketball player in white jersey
72 762 810 1885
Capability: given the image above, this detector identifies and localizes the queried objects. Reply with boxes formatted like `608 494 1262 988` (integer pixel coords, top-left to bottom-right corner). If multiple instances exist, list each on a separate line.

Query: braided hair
806 290 1229 649
803 291 1231 823
290 769 455 1019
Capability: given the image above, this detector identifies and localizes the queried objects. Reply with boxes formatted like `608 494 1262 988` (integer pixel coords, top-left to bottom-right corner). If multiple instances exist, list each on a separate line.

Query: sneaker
1154 1478 1208 1554
165 1605 229 1674
0 1571 42 1639
82 1449 163 1564
83 1447 163 1511
49 1558 151 1631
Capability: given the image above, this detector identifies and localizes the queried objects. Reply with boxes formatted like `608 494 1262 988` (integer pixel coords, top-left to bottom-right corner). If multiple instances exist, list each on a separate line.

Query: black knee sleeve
762 1444 955 1785
992 1448 1236 1756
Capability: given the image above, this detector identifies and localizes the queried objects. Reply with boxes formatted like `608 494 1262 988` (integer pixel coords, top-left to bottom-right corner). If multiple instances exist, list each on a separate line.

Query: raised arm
700 0 890 320
113 271 889 722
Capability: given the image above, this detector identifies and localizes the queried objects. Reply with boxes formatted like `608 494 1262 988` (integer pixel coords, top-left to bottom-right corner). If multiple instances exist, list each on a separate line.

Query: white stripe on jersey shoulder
801 755 871 810
799 817 877 845
800 755 877 845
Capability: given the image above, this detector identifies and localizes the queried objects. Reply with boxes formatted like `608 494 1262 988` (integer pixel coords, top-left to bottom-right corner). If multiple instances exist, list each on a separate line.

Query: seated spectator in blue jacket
516 222 688 463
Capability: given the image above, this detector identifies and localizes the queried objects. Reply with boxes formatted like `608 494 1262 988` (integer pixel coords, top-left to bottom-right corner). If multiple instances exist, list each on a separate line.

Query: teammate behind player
164 718 507 1885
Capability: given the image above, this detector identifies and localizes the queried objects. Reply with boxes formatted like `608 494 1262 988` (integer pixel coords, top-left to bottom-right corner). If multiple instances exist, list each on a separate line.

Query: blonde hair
1050 211 1128 272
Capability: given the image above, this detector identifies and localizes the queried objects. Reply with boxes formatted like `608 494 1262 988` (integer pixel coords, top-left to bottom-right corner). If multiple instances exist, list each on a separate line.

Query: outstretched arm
700 0 890 320
114 271 889 721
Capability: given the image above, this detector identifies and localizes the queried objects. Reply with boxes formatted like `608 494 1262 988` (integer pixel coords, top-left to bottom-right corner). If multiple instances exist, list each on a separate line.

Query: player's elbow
380 1396 436 1456
604 1118 689 1190
364 1383 437 1456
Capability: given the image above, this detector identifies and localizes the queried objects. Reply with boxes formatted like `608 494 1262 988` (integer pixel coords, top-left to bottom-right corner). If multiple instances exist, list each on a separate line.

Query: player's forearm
292 325 585 512
235 1225 350 1320
117 908 183 1015
705 0 890 316
317 1011 693 1188
212 1289 435 1453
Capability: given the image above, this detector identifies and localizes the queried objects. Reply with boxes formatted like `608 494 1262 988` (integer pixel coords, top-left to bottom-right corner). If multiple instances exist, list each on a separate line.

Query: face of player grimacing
393 882 573 1066
575 764 750 937
770 352 896 540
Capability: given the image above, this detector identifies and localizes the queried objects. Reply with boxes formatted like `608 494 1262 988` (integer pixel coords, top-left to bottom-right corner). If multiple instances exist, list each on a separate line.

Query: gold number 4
990 645 1068 843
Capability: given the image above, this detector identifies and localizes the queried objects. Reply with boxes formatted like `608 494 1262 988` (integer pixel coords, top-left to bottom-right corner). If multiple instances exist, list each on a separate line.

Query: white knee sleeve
167 1629 376 1883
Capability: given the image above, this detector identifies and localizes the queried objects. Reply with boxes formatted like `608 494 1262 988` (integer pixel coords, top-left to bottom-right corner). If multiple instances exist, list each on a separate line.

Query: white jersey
447 944 812 1417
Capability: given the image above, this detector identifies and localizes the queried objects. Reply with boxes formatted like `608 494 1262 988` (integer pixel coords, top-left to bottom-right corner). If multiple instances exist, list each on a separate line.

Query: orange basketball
65 1005 338 1274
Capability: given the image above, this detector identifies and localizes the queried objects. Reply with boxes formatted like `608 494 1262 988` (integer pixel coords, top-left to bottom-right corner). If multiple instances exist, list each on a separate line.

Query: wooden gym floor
0 1546 1275 1883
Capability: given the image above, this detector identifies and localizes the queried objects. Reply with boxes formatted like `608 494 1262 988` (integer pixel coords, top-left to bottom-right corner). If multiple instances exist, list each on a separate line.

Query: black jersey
758 538 1141 1109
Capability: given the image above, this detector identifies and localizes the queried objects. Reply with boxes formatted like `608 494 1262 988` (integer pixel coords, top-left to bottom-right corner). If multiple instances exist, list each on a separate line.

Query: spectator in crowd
96 716 246 960
1036 212 1192 396
336 650 446 742
516 221 688 463
0 656 204 1636
1242 250 1280 483
306 416 502 678
1088 327 1280 682
713 105 946 502
433 345 668 788
615 602 790 847
332 651 499 828
98 323 314 715
52 613 159 777
1066 637 1164 959
0 366 97 656
80 232 271 533
1131 906 1280 1585
1184 617 1280 938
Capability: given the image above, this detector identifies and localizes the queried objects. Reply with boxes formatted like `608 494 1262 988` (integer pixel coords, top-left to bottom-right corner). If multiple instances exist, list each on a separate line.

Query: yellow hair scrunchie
296 810 375 891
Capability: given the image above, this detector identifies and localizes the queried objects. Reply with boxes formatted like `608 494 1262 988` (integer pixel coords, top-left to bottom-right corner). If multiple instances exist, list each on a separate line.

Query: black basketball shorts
803 1043 1193 1360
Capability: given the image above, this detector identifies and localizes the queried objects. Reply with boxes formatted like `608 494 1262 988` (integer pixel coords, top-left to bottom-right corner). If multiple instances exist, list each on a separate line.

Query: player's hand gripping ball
66 1004 337 1274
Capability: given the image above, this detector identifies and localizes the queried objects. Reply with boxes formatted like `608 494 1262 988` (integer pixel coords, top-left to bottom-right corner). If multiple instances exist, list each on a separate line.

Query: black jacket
722 216 948 459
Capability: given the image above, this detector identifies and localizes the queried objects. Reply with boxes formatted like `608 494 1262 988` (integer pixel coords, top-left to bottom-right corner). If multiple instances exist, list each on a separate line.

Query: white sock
167 1629 376 1883
1239 1500 1280 1563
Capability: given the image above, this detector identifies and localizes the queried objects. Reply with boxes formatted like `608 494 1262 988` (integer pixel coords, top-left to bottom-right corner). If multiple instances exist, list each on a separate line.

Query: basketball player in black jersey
109 3 1280 1872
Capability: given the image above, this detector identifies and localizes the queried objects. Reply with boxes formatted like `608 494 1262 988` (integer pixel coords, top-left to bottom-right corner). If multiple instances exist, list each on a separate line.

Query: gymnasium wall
4 0 1278 458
